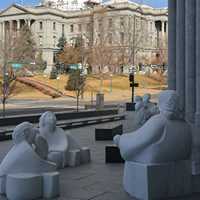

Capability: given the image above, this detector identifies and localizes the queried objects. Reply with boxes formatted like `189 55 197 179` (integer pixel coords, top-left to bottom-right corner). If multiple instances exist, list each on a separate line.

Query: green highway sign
70 66 77 69
12 64 22 67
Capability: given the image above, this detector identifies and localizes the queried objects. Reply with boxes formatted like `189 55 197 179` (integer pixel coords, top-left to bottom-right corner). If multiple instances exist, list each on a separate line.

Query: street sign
30 62 36 65
129 69 137 72
4 73 8 76
150 64 157 67
12 64 21 67
130 83 139 87
70 66 77 69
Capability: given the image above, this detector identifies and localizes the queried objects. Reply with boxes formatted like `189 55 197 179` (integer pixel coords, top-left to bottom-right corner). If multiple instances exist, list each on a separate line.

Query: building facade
0 1 168 74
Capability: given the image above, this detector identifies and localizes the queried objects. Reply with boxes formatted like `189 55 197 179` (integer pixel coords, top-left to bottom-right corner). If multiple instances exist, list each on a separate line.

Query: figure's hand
113 135 121 148
34 134 49 160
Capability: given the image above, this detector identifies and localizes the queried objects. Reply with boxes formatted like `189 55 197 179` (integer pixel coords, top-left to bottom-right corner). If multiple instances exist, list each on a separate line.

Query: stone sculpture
0 122 59 200
135 93 159 125
114 90 193 200
39 111 91 168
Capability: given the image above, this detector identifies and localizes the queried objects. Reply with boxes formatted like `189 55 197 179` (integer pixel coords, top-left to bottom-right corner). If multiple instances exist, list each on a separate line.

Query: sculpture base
124 103 136 111
123 160 191 200
95 124 123 140
105 144 124 163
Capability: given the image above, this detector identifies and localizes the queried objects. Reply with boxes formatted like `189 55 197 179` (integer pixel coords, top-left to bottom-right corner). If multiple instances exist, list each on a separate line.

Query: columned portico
168 0 200 124
196 1 200 126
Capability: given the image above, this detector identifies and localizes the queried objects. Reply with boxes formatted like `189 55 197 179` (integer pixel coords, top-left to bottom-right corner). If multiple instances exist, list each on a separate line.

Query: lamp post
110 74 113 93
57 77 59 96
143 72 145 88
44 75 46 91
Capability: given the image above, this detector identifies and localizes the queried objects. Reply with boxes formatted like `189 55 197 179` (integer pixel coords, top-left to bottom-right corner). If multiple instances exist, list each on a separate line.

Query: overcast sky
0 0 168 10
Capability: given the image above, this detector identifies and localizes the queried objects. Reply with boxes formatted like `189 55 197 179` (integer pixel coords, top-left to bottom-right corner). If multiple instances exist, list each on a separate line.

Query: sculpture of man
114 90 191 163
39 111 83 169
135 95 151 125
0 122 56 194
142 93 159 116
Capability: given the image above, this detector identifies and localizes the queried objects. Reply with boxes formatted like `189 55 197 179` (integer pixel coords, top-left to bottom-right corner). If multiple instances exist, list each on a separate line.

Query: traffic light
139 63 142 71
163 62 166 70
43 61 47 70
61 61 65 68
129 73 133 82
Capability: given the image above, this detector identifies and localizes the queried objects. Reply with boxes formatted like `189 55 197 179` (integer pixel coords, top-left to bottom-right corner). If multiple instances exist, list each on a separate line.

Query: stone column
2 21 5 37
196 0 200 126
168 0 176 90
176 0 186 107
27 19 31 27
185 0 196 123
17 20 20 29
161 20 165 39
9 20 12 29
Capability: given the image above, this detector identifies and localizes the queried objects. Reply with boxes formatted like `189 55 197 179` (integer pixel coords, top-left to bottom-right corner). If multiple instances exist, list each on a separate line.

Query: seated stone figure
135 95 151 125
0 122 56 195
142 93 159 116
114 90 191 163
39 111 91 169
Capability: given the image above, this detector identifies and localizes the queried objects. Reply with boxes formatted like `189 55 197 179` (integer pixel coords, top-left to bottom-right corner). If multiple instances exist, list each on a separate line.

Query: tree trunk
77 96 79 111
3 98 5 118
100 74 103 93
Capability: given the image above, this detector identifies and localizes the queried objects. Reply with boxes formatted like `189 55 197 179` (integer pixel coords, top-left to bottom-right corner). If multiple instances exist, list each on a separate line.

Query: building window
150 22 152 31
120 17 124 27
39 22 42 30
136 19 138 28
78 24 82 32
150 36 152 46
109 18 112 28
70 25 73 32
62 24 64 34
86 23 90 31
53 52 56 63
98 19 101 30
53 22 56 30
39 36 43 46
109 33 112 44
120 33 124 43
53 36 56 46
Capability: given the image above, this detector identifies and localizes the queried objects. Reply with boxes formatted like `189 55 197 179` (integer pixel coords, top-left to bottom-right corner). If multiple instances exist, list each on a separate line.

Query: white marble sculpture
135 93 159 125
39 111 91 168
0 122 59 200
114 90 192 199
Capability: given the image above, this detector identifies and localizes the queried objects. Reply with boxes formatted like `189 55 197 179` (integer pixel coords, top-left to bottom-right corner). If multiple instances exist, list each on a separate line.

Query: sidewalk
0 109 200 200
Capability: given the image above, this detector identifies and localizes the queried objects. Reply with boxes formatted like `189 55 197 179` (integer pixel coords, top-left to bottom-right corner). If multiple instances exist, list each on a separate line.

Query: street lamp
44 75 46 91
57 77 59 96
143 72 145 88
110 74 113 93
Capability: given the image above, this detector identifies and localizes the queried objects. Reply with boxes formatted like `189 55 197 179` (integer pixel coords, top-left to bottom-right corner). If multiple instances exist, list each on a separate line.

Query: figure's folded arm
116 116 165 161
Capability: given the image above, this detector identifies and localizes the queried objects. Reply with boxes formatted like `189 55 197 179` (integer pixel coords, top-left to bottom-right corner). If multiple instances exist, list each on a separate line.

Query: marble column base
123 160 191 200
195 113 200 126
186 110 195 123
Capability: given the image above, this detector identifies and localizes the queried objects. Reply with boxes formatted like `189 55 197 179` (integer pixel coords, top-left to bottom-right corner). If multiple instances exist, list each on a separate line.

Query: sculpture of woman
114 90 192 163
0 122 56 194
39 111 84 169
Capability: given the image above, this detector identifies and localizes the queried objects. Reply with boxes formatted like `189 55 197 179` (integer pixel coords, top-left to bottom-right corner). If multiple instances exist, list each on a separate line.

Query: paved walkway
0 108 200 200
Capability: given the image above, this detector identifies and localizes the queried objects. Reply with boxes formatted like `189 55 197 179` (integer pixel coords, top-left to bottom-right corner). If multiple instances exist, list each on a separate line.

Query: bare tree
0 23 40 117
